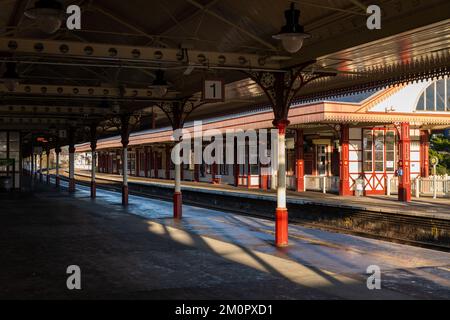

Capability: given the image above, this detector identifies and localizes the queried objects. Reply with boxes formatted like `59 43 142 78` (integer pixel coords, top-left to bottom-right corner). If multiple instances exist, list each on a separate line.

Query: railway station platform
1 179 449 299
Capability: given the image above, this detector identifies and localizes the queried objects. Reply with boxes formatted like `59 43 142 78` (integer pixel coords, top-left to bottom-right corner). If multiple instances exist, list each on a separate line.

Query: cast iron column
55 146 61 188
39 153 43 182
136 149 140 177
34 154 38 181
296 129 305 192
90 124 98 199
165 145 171 179
398 122 411 202
144 146 149 178
46 148 50 184
339 124 352 196
156 99 206 220
248 61 330 247
274 119 289 247
30 152 34 180
194 164 200 182
420 130 430 178
68 128 76 193
121 114 131 206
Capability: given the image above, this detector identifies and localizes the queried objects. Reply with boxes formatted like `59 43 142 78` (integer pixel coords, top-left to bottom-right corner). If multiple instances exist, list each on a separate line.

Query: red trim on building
398 122 411 202
165 146 170 179
136 149 140 177
420 130 430 178
144 147 149 177
295 129 305 192
339 124 352 196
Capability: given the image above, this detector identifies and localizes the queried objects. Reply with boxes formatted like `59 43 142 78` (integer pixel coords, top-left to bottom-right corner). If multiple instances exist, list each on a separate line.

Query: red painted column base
260 175 268 190
174 192 182 219
122 185 129 206
398 186 411 202
275 208 288 247
69 179 75 193
194 164 200 182
296 160 304 192
91 181 96 199
339 180 352 196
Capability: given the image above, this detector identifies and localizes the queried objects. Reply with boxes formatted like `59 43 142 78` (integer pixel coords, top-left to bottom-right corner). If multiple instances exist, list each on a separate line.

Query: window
0 132 7 173
363 129 396 173
416 78 449 112
220 164 230 175
416 94 424 111
128 151 136 175
219 145 229 175
426 85 435 111
0 131 20 188
374 131 384 172
286 149 295 176
385 131 396 171
437 79 446 111
363 130 373 172
448 78 450 111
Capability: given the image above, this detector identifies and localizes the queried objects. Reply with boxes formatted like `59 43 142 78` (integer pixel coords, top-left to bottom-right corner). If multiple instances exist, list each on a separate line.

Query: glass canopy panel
436 79 445 111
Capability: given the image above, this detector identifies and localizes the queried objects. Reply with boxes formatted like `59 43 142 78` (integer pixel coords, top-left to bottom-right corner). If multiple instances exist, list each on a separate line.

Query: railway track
58 173 450 252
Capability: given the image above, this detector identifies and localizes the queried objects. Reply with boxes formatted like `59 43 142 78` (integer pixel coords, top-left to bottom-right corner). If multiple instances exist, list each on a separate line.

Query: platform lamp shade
273 2 311 54
1 63 20 92
24 0 64 34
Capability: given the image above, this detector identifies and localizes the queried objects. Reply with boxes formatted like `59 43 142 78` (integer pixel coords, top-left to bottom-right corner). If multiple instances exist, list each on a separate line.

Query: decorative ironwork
325 123 342 139
247 60 334 121
297 57 450 103
155 98 207 130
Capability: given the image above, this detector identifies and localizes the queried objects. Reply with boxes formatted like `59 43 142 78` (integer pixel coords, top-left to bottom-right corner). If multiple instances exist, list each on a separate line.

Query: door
362 128 397 194
316 144 328 176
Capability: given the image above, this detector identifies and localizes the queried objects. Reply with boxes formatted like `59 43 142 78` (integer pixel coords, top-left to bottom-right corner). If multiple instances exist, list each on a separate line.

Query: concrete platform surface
1 179 449 299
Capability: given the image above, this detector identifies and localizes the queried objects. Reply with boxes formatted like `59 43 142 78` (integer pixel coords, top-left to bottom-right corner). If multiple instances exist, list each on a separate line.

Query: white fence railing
287 175 296 190
387 175 450 198
304 175 339 194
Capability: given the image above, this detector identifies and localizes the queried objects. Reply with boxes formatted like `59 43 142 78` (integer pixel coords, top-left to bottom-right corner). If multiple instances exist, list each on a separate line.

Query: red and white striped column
274 119 290 247
46 148 51 184
121 115 131 206
55 147 61 188
420 130 430 178
68 127 76 193
174 160 182 219
68 145 75 193
339 124 352 196
398 122 411 202
295 129 304 192
122 147 129 205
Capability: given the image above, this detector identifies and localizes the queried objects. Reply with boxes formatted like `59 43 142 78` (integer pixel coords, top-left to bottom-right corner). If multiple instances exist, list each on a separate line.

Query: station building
75 78 450 198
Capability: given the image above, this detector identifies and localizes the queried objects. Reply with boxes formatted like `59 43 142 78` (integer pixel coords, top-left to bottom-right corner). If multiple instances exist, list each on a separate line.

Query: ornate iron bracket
246 60 334 122
325 123 342 140
393 122 402 138
155 98 207 131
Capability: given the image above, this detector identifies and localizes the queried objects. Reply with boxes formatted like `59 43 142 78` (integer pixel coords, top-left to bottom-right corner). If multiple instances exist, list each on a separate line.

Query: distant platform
72 170 450 221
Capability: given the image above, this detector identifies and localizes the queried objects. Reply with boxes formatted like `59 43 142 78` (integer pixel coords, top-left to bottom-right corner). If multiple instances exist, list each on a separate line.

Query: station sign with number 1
202 79 225 102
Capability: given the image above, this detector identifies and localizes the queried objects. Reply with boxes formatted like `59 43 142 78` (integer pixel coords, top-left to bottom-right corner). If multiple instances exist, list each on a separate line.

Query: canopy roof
0 0 449 149
75 81 450 152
